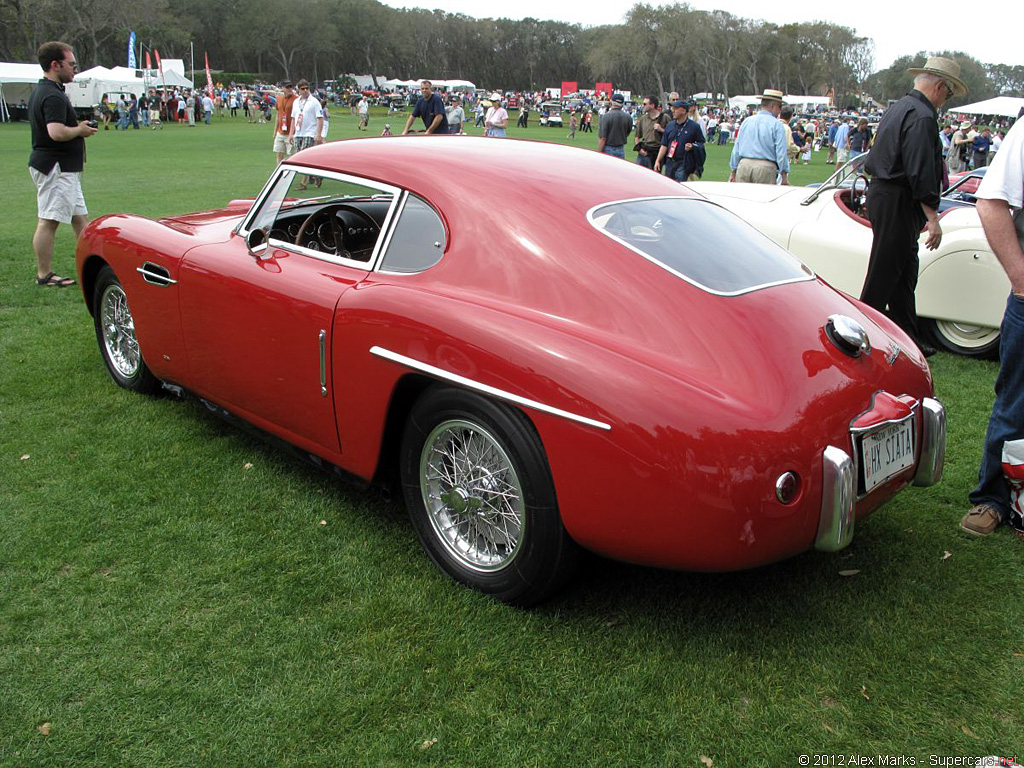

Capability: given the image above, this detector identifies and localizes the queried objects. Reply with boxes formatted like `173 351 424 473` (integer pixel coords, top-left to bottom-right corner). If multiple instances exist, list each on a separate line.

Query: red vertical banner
560 81 578 97
204 51 214 97
145 51 152 70
595 82 612 100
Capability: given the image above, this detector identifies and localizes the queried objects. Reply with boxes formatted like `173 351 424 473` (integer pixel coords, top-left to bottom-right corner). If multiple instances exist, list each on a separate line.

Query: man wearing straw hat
728 88 789 185
861 56 967 358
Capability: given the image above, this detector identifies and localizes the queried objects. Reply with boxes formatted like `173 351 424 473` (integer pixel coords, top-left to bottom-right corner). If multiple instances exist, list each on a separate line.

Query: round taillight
775 471 800 504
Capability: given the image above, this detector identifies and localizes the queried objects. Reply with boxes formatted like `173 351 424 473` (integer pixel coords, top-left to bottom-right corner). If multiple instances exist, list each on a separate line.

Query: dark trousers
861 181 924 342
969 293 1024 521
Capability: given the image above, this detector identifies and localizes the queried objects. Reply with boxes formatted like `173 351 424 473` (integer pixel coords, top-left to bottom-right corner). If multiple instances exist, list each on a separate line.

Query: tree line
1 0 1020 107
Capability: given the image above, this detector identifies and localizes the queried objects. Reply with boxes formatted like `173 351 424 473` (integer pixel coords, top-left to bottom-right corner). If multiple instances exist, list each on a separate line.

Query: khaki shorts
836 147 849 163
273 133 294 155
29 163 87 224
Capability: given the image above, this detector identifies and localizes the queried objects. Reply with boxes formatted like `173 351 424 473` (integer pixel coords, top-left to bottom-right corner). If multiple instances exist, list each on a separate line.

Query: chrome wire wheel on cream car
419 419 526 571
925 318 1000 358
92 265 160 394
400 386 581 605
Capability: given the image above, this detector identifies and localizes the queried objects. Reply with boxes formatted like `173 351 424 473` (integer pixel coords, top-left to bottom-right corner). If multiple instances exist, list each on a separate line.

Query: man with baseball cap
861 56 967 358
597 93 632 159
654 100 705 181
729 88 789 185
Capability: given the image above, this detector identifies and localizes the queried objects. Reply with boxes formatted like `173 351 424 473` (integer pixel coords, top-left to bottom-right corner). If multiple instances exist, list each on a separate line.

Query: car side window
248 170 396 263
378 194 446 274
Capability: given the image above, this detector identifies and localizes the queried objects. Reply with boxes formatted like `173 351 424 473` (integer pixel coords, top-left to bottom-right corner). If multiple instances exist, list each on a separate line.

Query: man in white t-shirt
289 79 323 154
962 117 1024 538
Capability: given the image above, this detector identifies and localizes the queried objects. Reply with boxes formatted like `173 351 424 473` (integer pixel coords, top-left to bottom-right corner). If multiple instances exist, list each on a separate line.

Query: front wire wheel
401 386 580 606
92 265 160 393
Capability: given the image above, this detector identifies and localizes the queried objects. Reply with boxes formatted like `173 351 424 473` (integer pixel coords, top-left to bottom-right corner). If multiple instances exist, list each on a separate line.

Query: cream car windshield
590 197 812 295
803 152 869 205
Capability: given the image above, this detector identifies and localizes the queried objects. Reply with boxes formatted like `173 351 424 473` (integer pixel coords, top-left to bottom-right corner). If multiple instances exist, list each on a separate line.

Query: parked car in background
76 138 945 604
684 154 1007 357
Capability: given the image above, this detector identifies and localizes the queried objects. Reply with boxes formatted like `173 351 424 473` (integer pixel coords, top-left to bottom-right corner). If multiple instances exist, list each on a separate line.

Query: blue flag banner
128 31 137 68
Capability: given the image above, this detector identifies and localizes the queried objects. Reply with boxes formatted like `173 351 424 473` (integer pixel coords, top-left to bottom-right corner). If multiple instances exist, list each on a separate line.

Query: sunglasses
943 81 954 100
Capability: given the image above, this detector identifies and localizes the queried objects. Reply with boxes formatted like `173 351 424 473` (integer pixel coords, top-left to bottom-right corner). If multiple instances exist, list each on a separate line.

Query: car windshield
589 197 813 296
802 153 869 205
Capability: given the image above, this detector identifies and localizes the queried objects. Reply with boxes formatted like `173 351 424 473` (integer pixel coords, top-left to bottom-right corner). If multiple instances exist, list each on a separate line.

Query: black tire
400 386 581 606
922 317 1000 359
92 265 160 394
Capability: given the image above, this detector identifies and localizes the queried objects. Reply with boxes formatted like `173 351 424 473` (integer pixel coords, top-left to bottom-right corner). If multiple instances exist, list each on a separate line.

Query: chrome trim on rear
913 397 946 487
369 345 612 432
816 446 856 552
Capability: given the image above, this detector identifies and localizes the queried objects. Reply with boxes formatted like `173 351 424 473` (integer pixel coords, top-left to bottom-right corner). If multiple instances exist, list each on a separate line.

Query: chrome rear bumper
913 397 946 487
815 446 856 552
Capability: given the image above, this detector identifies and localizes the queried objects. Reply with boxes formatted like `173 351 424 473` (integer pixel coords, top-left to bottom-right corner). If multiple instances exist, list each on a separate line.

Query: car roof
289 136 693 227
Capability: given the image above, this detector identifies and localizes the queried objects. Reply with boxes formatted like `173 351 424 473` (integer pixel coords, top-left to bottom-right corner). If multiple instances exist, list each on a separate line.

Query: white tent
728 93 831 111
68 65 193 108
0 61 42 120
381 77 475 90
952 96 1024 119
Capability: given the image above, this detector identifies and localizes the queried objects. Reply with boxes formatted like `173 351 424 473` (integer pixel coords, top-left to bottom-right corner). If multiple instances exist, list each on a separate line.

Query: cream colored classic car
683 154 1007 357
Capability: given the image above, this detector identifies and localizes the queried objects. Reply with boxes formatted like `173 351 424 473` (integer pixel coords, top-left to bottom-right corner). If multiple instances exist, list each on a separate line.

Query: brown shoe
960 504 1003 536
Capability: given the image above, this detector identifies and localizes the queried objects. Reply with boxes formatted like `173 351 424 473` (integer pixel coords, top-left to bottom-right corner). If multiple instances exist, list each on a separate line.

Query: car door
177 168 400 456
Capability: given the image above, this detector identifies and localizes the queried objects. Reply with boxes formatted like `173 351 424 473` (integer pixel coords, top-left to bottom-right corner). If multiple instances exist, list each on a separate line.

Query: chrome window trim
369 346 612 432
374 192 450 276
586 195 815 297
238 166 402 272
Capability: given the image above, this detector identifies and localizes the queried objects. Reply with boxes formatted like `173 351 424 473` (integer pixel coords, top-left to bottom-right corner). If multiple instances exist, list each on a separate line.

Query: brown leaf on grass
34 646 40 654
904 528 914 533
37 723 51 736
20 454 30 461
243 462 253 470
319 519 327 526
860 685 870 700
820 697 840 709
1013 652 1023 657
961 725 979 739
838 569 861 577
420 738 437 750
823 724 835 733
700 756 714 767
942 551 953 560
602 613 626 627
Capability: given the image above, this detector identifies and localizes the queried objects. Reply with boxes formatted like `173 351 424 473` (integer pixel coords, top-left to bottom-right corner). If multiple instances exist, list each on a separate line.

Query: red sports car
76 137 945 605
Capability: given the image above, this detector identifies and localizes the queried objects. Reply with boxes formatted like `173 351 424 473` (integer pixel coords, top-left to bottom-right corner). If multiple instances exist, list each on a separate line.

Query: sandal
36 271 76 287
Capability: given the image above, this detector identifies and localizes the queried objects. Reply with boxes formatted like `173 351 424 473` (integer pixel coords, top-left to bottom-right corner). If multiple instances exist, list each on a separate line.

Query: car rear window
588 197 812 295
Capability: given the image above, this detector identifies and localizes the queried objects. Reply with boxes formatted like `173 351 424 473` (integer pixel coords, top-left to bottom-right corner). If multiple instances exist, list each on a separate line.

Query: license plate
859 416 916 493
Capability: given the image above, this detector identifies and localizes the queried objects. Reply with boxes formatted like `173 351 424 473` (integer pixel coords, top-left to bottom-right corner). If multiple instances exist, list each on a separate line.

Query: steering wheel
851 174 870 216
295 204 380 259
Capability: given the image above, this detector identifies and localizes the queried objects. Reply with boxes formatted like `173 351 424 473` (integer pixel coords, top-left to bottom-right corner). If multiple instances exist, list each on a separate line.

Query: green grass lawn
1 110 1021 767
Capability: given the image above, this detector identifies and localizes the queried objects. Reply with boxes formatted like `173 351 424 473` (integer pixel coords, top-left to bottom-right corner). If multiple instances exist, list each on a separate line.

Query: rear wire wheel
400 386 580 606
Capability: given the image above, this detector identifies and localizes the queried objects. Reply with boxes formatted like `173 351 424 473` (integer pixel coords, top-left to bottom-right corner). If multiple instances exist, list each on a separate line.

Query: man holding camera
28 41 97 287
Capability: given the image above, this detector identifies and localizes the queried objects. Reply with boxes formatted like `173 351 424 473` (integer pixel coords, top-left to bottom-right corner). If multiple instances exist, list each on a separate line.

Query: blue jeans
635 152 655 169
969 292 1024 521
664 158 689 181
602 145 625 159
205 110 212 124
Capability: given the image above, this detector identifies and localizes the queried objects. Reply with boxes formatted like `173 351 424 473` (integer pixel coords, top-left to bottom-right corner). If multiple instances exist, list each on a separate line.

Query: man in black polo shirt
28 41 97 287
861 56 966 358
654 100 705 181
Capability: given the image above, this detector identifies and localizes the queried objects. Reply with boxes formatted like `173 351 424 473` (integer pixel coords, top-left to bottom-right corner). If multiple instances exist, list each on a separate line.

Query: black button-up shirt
864 89 942 211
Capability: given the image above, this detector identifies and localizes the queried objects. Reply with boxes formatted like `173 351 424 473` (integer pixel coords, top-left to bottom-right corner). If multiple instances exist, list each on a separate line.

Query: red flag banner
204 51 214 97
145 50 152 70
560 81 578 97
155 49 163 74
595 83 612 100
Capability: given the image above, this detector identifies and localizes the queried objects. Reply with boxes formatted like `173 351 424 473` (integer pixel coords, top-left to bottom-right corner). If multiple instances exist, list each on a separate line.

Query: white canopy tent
381 77 475 90
0 62 43 121
951 96 1024 119
728 94 830 111
68 65 193 108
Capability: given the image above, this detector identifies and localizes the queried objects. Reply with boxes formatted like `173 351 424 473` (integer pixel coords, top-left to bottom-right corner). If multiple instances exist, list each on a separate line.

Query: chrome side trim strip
319 330 327 397
816 445 855 552
369 346 612 432
913 397 946 487
136 263 177 286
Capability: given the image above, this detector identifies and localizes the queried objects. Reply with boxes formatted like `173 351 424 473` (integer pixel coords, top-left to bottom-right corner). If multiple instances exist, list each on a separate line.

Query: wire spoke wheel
420 419 525 572
100 283 141 378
